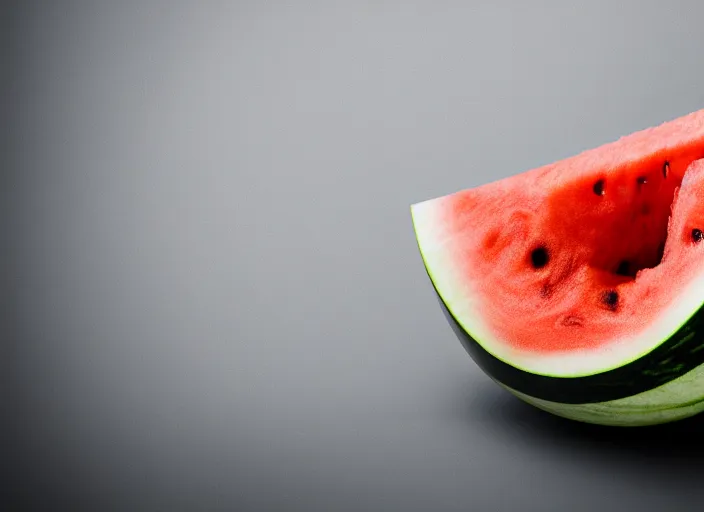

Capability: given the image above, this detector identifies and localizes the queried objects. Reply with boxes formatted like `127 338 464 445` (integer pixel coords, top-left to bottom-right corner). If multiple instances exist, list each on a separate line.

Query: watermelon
411 109 704 427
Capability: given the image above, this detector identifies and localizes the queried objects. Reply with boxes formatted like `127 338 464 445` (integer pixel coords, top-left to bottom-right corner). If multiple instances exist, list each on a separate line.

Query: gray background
6 1 704 510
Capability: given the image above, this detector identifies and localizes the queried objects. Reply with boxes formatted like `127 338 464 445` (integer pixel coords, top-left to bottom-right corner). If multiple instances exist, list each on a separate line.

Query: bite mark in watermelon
412 109 704 426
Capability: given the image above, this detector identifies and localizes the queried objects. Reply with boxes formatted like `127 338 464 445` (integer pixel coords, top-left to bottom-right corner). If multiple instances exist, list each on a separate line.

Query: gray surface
6 1 704 511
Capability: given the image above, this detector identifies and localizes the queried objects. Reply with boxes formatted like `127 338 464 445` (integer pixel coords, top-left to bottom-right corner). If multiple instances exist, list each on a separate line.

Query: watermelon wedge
412 109 704 427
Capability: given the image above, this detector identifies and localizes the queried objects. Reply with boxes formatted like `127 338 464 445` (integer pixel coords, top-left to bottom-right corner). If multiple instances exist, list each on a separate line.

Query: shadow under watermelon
458 375 704 478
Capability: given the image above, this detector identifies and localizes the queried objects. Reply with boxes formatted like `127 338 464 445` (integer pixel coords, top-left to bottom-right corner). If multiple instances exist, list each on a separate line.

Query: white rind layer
411 195 704 378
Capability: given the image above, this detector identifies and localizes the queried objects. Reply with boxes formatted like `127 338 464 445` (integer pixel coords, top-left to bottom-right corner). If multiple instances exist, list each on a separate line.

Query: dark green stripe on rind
427 274 704 404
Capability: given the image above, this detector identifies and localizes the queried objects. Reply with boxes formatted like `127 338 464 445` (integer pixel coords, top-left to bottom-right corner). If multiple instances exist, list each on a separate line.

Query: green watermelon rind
501 374 704 427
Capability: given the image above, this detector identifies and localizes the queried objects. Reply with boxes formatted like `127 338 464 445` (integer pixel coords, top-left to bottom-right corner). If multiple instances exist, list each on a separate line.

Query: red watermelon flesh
420 110 704 356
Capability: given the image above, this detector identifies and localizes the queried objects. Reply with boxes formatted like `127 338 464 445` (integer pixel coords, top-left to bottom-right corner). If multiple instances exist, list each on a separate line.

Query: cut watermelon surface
412 109 704 426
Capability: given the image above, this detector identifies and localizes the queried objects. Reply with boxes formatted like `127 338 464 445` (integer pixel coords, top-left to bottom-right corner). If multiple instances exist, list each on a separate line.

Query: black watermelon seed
531 246 549 268
663 161 670 178
693 229 703 243
637 176 647 185
616 260 630 276
593 179 605 196
602 290 619 310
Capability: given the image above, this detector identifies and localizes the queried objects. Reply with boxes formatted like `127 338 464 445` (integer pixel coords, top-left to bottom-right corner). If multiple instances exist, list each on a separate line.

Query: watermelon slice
412 109 704 427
